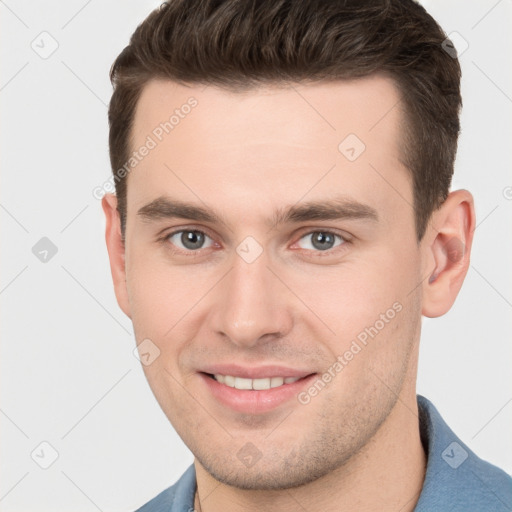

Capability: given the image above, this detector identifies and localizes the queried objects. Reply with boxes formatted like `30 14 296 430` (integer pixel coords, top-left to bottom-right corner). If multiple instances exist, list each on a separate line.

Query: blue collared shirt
135 395 512 511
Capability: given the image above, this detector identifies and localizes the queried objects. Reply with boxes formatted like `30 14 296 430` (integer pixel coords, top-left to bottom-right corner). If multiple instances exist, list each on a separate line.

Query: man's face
121 76 426 489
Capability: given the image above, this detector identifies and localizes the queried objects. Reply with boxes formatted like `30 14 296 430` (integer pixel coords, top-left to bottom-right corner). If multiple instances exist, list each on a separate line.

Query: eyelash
157 227 351 258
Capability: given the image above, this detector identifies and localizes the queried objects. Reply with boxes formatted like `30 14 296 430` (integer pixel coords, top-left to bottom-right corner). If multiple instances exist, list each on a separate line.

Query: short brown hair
108 0 461 241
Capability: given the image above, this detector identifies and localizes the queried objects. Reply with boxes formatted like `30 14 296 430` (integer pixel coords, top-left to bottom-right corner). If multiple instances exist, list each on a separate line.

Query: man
102 0 512 510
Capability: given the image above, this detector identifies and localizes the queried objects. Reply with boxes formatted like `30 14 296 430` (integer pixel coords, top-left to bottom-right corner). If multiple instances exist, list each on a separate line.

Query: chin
195 443 354 491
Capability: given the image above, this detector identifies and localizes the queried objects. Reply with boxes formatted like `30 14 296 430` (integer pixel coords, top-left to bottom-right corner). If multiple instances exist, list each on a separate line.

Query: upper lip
200 364 315 379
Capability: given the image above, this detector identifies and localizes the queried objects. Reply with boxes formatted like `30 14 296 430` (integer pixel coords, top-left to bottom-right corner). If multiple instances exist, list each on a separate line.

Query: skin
103 75 475 512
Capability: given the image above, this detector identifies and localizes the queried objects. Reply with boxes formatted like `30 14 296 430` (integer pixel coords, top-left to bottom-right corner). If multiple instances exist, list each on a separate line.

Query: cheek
295 261 404 333
289 249 419 357
125 248 200 340
125 254 202 413
125 249 221 384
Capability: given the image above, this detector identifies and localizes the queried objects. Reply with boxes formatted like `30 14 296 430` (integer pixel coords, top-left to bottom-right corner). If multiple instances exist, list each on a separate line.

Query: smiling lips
199 365 316 413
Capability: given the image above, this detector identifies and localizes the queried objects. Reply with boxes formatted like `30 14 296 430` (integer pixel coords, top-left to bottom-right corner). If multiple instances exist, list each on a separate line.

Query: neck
194 390 426 512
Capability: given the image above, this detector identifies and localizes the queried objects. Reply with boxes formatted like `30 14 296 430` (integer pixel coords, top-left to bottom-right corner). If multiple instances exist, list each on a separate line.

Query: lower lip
199 373 317 414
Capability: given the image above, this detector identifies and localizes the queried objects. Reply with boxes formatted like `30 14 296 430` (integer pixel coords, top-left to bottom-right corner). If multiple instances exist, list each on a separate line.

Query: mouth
199 369 317 414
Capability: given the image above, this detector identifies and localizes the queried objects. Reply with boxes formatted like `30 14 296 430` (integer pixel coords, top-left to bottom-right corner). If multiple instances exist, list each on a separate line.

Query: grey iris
311 232 335 250
182 231 205 250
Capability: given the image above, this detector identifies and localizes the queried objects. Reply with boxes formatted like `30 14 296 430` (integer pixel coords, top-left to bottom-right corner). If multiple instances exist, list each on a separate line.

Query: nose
210 250 294 348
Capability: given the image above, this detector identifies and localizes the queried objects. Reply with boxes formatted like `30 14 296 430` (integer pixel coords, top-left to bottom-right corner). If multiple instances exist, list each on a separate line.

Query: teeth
253 378 271 390
234 377 252 390
270 377 284 388
213 374 301 390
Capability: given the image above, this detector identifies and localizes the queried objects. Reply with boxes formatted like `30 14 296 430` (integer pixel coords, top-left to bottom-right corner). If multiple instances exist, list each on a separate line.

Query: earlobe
102 194 132 319
421 190 476 318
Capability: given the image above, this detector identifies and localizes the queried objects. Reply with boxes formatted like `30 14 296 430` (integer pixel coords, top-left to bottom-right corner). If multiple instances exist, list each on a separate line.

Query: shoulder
415 395 512 511
134 464 196 512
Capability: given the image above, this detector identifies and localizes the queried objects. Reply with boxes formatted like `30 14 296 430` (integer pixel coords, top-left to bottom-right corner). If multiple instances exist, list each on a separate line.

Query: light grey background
1 1 511 511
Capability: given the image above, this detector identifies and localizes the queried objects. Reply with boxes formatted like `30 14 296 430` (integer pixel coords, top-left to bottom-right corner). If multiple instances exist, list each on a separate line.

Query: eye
166 229 215 252
295 230 346 252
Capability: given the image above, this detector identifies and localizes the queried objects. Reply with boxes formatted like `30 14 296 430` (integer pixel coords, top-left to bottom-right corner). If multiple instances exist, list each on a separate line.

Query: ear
421 189 476 318
102 194 131 319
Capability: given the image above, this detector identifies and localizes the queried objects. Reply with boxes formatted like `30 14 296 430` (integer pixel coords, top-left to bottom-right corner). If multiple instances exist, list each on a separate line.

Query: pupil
312 232 334 251
182 231 204 249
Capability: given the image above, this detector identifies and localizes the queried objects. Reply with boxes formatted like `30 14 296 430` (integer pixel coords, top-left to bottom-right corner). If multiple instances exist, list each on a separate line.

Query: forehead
127 75 410 225
132 74 404 149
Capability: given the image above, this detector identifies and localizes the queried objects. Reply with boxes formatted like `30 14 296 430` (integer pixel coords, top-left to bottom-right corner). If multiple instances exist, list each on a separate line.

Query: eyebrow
137 195 379 229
